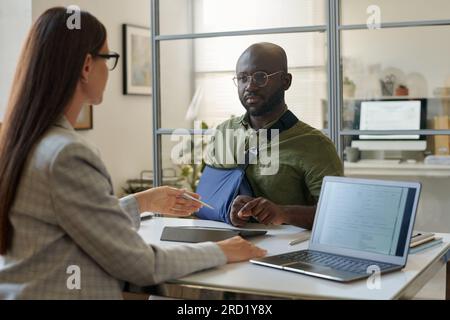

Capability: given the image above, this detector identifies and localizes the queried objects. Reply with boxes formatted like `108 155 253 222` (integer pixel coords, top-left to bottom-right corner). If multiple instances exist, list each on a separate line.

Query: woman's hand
216 236 267 263
135 186 202 216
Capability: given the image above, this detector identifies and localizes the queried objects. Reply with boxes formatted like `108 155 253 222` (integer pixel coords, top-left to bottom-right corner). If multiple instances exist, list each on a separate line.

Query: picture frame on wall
122 24 152 96
74 105 93 130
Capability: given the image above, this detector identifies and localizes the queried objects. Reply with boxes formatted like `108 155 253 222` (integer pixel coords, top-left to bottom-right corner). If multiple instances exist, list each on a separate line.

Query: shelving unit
344 160 450 177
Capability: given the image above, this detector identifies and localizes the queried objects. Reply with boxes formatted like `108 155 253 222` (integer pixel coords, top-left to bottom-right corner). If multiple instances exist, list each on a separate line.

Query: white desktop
351 100 427 152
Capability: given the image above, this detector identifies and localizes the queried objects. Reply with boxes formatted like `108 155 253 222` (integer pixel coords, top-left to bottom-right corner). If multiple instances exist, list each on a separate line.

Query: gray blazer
0 117 226 299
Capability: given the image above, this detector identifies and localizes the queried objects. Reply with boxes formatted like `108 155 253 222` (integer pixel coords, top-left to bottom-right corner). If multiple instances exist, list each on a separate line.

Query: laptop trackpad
283 262 359 282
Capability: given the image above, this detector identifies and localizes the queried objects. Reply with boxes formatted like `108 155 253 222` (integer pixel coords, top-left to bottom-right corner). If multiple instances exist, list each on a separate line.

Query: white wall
0 0 32 121
342 1 450 99
32 0 154 196
193 0 324 33
341 0 450 25
190 0 327 129
1 0 193 195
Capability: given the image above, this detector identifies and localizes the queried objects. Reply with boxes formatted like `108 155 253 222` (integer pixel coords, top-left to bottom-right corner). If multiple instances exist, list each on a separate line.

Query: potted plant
343 76 356 98
395 84 409 96
177 121 209 192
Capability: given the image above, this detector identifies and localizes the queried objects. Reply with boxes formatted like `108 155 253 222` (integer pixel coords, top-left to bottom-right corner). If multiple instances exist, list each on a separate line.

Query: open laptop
250 176 421 282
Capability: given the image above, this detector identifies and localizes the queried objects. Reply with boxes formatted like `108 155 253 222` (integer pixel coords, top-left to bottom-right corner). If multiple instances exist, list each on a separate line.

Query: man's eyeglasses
233 71 284 88
94 52 120 71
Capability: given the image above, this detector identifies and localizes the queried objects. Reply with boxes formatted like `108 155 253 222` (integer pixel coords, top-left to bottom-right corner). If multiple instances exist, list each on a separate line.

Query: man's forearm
282 205 317 230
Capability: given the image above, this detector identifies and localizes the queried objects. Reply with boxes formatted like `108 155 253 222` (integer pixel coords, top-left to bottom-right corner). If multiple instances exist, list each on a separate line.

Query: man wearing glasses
205 42 343 230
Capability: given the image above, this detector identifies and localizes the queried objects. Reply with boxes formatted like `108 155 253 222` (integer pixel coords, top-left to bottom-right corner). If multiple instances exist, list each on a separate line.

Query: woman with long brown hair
0 7 265 299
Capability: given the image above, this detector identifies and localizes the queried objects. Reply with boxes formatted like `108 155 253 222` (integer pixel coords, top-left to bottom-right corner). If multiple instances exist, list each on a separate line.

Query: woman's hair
0 7 107 254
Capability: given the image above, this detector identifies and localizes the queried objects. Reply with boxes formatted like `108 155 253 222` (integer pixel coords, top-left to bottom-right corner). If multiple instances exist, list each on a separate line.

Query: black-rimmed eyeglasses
94 52 120 71
233 71 284 88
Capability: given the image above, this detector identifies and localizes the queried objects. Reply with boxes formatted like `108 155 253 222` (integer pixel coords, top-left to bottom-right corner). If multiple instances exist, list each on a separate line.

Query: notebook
160 226 267 243
410 232 435 248
409 238 443 254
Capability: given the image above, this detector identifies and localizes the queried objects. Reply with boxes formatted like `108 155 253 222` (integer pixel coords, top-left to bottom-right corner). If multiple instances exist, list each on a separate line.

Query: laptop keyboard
277 250 396 275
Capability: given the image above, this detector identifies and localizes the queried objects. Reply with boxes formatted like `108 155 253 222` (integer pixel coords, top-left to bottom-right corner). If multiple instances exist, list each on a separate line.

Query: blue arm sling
195 110 299 225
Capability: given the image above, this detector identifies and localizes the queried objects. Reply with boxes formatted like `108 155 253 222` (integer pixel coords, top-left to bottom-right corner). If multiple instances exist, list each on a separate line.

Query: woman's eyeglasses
94 52 120 71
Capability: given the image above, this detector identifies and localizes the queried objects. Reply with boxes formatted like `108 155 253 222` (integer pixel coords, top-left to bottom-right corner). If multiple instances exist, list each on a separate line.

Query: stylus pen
182 193 215 210
141 214 153 221
289 232 311 246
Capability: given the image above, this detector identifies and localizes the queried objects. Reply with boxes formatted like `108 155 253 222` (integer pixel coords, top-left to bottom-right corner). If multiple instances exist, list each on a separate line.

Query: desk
137 217 450 300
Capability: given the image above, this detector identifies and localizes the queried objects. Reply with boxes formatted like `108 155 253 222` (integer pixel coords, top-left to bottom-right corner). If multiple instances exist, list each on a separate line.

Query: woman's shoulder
33 124 101 170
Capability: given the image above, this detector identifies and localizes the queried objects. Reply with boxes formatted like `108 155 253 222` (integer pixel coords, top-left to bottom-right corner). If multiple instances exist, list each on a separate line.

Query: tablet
160 226 267 243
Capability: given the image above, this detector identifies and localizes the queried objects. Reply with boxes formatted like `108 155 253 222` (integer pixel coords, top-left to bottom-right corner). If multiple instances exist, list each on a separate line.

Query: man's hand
229 195 255 227
239 197 286 226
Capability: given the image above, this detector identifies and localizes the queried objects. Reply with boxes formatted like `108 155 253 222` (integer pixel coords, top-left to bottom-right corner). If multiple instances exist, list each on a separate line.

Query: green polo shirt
205 110 343 206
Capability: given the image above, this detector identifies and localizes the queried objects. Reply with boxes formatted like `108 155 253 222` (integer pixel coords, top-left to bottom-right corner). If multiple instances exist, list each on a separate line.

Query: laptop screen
312 179 418 257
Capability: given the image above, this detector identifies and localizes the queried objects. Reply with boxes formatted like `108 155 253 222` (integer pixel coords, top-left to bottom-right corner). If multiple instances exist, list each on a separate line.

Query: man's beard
245 87 285 117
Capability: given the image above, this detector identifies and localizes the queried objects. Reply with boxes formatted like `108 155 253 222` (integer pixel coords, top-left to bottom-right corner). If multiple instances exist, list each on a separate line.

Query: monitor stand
351 140 427 151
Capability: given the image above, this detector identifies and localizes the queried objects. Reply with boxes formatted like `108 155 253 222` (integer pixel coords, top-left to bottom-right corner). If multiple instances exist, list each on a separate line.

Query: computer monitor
351 99 427 151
